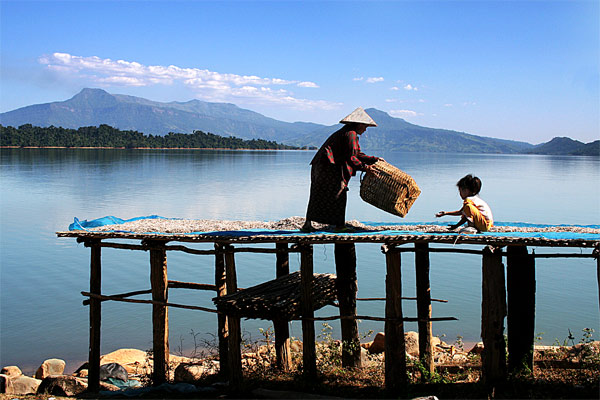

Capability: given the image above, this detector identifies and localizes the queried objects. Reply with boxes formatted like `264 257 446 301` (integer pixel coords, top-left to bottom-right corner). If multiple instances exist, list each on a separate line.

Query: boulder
35 358 66 379
368 332 386 354
101 348 146 365
404 331 420 356
7 375 42 395
98 348 151 375
174 362 222 383
0 374 12 393
37 375 88 396
0 366 22 378
468 342 484 355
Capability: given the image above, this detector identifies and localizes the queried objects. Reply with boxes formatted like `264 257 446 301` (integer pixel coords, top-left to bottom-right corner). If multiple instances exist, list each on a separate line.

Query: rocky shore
2 331 598 397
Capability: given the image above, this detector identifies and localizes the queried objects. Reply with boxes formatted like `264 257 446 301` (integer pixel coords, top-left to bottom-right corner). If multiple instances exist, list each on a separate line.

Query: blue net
68 216 600 241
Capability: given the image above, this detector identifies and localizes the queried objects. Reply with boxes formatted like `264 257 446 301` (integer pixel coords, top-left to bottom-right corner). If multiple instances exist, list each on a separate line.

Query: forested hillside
0 124 299 150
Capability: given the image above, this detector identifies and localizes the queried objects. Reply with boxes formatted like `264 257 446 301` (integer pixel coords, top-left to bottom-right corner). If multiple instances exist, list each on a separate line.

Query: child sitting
436 174 494 232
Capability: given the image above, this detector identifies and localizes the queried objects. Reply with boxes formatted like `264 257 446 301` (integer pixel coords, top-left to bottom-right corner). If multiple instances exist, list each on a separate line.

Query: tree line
0 124 300 150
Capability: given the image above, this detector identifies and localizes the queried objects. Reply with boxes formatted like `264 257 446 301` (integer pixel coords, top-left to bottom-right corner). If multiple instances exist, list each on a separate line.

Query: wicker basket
359 160 421 217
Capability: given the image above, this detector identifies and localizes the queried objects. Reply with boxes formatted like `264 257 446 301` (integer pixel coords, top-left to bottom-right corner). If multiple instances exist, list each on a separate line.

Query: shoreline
0 146 312 151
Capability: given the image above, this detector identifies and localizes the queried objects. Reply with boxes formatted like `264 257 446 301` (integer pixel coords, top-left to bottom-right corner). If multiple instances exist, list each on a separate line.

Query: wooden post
214 243 229 377
481 245 507 385
274 243 292 371
300 243 317 378
88 240 101 392
382 244 407 393
224 244 242 388
335 243 361 368
507 245 535 375
415 242 433 376
149 242 169 385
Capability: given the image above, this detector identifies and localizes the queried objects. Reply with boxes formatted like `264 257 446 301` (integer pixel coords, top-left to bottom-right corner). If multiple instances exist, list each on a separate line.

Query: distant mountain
1 88 595 155
526 137 600 156
289 108 534 154
0 88 322 142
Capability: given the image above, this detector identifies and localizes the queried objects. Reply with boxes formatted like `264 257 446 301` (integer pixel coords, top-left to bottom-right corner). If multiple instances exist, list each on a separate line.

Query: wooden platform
56 222 600 393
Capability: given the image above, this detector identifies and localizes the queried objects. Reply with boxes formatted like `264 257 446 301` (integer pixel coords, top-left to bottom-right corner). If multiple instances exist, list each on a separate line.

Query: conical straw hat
339 107 377 127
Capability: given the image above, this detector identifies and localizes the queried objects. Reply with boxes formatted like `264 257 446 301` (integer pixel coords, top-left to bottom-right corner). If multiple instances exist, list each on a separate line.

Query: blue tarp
68 216 600 241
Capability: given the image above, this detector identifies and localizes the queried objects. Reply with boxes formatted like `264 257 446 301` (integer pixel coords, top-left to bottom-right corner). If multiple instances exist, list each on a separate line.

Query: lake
1 148 598 373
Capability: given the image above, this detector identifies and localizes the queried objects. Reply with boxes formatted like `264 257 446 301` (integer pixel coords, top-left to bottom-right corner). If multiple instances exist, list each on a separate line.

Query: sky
1 0 598 144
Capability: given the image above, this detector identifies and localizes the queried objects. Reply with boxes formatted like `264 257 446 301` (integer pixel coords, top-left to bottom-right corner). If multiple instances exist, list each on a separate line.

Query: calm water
1 148 599 373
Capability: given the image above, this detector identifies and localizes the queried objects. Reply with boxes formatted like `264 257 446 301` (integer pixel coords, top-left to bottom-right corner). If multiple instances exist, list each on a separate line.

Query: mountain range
1 88 597 155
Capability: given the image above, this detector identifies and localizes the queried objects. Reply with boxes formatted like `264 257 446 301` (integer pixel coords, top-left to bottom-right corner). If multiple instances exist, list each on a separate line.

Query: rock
252 387 342 398
35 358 66 379
7 375 42 395
99 362 128 382
404 331 420 356
368 332 386 354
37 375 121 396
37 375 88 396
0 366 22 378
98 348 151 375
0 374 12 393
468 342 484 355
101 348 148 364
290 340 303 353
75 368 88 378
174 363 215 383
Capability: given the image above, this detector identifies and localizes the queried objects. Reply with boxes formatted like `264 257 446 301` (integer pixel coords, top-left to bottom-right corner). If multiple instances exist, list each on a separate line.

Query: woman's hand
436 211 445 218
365 164 379 176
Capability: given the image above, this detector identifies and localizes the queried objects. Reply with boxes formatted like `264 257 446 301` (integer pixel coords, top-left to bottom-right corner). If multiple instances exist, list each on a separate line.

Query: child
436 174 494 232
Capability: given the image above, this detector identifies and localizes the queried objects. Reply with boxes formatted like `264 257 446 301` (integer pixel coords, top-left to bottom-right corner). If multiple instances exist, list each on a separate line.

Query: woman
302 107 381 232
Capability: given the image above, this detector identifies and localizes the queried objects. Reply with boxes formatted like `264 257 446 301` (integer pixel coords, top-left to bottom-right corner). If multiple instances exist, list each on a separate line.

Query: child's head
456 174 482 198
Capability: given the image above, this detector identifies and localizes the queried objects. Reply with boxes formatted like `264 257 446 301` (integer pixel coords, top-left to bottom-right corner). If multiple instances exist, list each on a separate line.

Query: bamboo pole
481 245 507 386
224 244 242 389
214 243 229 378
81 292 218 313
507 245 535 375
335 243 361 368
382 244 407 393
300 243 317 378
149 241 169 386
274 243 292 371
415 242 434 376
88 240 101 393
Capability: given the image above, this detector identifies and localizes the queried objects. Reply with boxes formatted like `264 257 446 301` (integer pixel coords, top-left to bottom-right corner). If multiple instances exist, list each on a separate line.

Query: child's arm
436 209 462 217
448 216 468 230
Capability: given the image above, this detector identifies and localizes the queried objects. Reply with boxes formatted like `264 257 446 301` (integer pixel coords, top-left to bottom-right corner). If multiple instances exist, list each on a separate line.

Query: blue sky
1 0 598 143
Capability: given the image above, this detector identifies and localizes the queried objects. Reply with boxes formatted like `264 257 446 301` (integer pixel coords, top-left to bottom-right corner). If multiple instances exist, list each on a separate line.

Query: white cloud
389 109 422 118
385 99 397 103
353 77 364 81
390 86 400 91
297 81 319 88
403 84 418 91
444 103 453 107
366 77 384 83
39 52 330 109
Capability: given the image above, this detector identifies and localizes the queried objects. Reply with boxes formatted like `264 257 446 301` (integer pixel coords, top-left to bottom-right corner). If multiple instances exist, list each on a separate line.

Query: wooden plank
507 245 535 375
88 241 101 393
224 244 242 388
214 243 229 378
382 244 407 393
335 243 361 368
274 243 292 371
149 243 169 385
415 242 434 376
481 245 507 385
300 244 317 378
